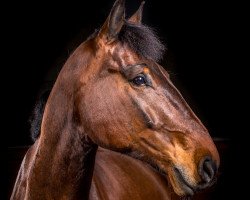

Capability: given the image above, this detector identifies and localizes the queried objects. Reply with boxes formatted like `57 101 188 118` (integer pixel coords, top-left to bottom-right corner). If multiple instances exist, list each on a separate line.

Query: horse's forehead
105 42 141 67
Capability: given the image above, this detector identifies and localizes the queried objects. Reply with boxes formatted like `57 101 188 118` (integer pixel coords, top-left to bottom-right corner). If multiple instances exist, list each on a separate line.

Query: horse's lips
173 167 195 196
147 162 195 196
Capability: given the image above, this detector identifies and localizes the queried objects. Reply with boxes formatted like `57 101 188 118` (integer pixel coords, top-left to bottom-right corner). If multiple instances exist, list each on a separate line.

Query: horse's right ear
97 0 125 43
127 1 145 24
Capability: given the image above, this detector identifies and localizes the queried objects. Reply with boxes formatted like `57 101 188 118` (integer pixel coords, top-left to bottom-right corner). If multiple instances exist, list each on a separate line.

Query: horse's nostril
198 156 217 183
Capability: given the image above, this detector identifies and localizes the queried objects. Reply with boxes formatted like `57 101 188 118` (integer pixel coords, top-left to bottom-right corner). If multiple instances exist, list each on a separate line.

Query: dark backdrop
6 0 245 199
8 0 243 146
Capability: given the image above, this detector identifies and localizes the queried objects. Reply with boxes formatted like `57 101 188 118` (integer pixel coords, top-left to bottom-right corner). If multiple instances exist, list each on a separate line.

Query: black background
6 0 245 198
7 0 244 146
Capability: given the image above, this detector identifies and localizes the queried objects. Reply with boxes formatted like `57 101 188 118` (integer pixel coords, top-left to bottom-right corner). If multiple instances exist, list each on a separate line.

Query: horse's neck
12 78 97 200
32 130 97 199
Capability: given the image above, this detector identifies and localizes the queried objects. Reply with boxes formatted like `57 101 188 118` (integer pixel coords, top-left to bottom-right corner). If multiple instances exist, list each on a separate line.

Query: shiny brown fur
11 0 220 199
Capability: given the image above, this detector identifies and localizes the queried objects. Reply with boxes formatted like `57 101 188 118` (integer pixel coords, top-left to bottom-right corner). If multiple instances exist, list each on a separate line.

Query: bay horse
11 0 220 199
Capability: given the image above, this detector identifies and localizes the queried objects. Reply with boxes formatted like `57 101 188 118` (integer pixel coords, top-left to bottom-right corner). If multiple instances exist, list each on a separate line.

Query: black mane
29 90 50 141
119 21 166 62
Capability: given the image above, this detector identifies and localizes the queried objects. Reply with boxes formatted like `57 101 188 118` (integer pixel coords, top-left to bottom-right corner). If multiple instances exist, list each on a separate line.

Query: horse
11 0 220 199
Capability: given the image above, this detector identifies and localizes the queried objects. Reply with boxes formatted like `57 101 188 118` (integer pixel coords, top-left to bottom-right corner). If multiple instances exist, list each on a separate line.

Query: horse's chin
148 162 196 197
167 167 195 197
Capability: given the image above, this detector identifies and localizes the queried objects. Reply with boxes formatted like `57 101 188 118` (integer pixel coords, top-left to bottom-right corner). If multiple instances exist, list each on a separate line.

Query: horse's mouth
172 167 195 196
150 164 195 196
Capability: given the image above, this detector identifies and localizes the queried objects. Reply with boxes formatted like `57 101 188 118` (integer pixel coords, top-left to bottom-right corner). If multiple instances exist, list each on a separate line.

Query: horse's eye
132 75 147 86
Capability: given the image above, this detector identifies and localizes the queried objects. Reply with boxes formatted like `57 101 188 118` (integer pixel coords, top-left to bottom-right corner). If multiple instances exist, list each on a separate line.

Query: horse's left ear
97 0 125 42
127 1 145 24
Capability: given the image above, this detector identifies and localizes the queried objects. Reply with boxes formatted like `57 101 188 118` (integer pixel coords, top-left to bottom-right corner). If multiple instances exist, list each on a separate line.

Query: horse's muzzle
173 156 218 196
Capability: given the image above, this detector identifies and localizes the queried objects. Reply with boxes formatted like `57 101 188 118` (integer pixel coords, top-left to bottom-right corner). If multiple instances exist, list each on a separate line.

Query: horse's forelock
118 22 166 62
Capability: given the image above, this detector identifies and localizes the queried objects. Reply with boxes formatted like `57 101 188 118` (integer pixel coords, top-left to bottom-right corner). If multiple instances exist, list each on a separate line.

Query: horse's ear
128 1 145 24
97 0 125 42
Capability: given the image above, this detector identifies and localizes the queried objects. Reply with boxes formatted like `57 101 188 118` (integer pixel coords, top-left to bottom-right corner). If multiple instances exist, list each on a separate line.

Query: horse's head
72 0 219 196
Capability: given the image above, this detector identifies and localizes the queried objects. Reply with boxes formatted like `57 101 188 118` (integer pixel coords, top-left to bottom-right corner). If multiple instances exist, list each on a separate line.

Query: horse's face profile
73 0 219 196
